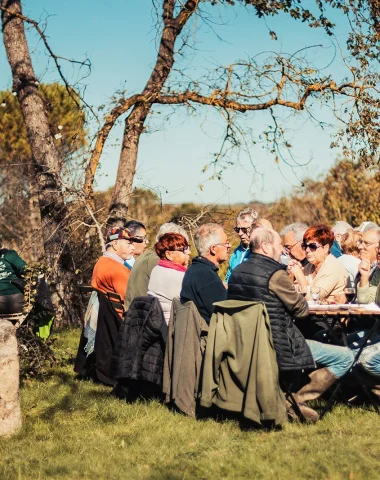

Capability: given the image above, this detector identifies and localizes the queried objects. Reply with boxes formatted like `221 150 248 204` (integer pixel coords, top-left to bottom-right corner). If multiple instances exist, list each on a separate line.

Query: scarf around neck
103 250 125 265
158 258 187 273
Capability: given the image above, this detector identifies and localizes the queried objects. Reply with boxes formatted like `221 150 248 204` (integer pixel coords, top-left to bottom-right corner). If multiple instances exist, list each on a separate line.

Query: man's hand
359 258 371 287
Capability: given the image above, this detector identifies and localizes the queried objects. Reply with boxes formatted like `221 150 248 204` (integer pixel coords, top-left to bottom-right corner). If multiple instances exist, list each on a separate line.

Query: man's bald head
250 227 283 262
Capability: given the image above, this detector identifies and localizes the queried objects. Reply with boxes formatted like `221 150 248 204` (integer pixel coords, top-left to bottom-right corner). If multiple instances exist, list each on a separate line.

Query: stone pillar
0 319 22 436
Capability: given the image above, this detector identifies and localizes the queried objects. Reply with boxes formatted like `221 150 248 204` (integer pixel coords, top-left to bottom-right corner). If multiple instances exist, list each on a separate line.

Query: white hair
236 207 259 224
356 222 379 233
194 224 224 256
155 223 189 243
332 221 352 235
280 222 308 242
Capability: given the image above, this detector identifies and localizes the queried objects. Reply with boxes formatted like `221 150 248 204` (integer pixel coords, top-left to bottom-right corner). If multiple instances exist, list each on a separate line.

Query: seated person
338 229 361 285
148 233 190 324
92 226 142 310
0 238 26 314
181 223 229 324
124 223 188 310
228 227 353 422
280 222 309 268
288 225 348 303
123 220 148 269
356 229 380 304
225 207 259 283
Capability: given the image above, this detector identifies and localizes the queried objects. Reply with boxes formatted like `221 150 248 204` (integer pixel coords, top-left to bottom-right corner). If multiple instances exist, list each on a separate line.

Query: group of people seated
75 208 380 425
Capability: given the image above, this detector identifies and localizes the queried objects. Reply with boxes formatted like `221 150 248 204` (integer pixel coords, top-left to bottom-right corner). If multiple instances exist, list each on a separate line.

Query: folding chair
106 291 125 317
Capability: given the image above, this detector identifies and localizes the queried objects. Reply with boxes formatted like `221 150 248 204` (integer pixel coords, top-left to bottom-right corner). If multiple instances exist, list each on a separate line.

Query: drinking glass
344 287 356 310
310 286 320 305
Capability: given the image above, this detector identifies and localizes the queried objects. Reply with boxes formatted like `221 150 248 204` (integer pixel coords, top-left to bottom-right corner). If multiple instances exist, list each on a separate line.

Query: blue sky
0 1 353 205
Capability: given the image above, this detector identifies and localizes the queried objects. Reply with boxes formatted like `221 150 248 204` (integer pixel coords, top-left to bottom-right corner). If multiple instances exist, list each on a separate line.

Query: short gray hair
250 228 276 252
194 223 224 256
280 222 308 242
332 221 352 235
156 223 189 243
357 222 379 233
236 207 259 224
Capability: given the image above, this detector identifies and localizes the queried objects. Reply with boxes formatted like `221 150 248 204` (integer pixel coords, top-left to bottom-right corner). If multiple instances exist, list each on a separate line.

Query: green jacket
200 300 287 427
0 249 27 296
163 298 209 418
124 249 159 310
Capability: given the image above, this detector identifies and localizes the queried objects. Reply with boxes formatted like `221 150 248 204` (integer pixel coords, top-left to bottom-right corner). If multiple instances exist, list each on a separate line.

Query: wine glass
344 287 356 310
310 286 320 305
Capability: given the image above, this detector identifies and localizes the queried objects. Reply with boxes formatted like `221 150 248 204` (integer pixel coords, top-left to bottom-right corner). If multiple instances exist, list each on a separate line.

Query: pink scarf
158 258 187 273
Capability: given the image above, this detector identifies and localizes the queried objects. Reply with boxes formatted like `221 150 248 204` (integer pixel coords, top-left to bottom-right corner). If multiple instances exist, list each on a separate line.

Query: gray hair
332 221 352 235
357 222 379 233
236 207 259 224
194 223 224 256
250 228 276 252
156 223 189 243
280 222 308 242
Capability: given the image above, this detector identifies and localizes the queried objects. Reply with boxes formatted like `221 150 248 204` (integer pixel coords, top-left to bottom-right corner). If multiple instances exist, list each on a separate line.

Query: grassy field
1 329 380 480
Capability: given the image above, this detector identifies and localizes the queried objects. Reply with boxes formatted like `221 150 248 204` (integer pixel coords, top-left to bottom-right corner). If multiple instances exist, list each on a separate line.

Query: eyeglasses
301 242 322 252
284 241 299 253
171 246 190 254
357 239 379 248
233 227 250 235
213 241 231 248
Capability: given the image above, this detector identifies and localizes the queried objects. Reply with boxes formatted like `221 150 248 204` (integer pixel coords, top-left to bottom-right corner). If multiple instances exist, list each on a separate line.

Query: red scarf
158 258 187 273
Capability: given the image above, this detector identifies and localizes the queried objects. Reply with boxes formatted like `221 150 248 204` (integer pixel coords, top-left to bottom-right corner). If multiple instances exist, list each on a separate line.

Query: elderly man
124 220 148 269
280 223 309 267
180 223 229 324
124 222 188 310
225 207 259 283
228 227 353 421
356 228 380 303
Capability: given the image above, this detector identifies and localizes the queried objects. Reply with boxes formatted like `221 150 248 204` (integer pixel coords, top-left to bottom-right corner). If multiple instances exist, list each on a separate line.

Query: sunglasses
301 242 322 252
234 227 250 234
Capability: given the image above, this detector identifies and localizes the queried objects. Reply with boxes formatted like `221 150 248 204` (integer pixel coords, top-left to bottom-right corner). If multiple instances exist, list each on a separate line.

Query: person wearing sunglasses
124 220 149 269
147 233 190 324
288 225 348 304
225 208 259 283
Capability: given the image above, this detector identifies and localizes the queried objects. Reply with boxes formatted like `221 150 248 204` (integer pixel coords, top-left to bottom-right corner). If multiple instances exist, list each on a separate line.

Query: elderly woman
288 225 348 302
148 233 190 324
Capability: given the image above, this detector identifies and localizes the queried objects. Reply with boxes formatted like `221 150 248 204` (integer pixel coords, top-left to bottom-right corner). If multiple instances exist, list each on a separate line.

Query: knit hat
106 227 144 244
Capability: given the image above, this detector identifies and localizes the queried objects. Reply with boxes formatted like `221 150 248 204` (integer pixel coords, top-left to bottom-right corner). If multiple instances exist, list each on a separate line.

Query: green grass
1 329 380 480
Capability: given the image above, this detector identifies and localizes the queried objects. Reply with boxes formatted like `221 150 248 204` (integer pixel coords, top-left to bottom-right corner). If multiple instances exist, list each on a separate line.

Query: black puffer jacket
228 254 314 371
111 296 168 385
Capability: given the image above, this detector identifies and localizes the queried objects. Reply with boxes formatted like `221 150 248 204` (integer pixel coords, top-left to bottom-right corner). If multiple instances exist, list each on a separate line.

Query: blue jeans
347 330 380 378
306 340 354 378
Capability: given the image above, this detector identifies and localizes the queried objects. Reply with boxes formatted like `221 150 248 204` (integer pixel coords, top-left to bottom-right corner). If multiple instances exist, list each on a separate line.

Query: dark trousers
0 293 24 314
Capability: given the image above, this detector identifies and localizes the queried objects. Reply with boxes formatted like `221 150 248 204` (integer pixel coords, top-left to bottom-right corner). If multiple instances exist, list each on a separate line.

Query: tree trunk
1 0 84 326
0 320 21 437
26 165 44 262
109 0 199 224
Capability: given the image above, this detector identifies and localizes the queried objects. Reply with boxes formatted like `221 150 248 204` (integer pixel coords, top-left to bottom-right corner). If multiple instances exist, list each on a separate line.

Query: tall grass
1 329 380 480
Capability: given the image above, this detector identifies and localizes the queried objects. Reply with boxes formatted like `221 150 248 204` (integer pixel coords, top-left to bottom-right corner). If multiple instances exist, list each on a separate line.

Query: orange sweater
91 257 130 302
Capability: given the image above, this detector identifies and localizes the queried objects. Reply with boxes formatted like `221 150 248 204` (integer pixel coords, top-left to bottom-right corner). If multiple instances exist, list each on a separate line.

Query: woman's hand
287 260 304 282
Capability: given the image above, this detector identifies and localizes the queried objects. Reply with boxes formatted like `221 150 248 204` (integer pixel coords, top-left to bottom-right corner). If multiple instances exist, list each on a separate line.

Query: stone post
0 319 22 436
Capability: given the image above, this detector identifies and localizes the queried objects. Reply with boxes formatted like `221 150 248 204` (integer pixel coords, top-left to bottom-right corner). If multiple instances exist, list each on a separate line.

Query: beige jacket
304 254 348 301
